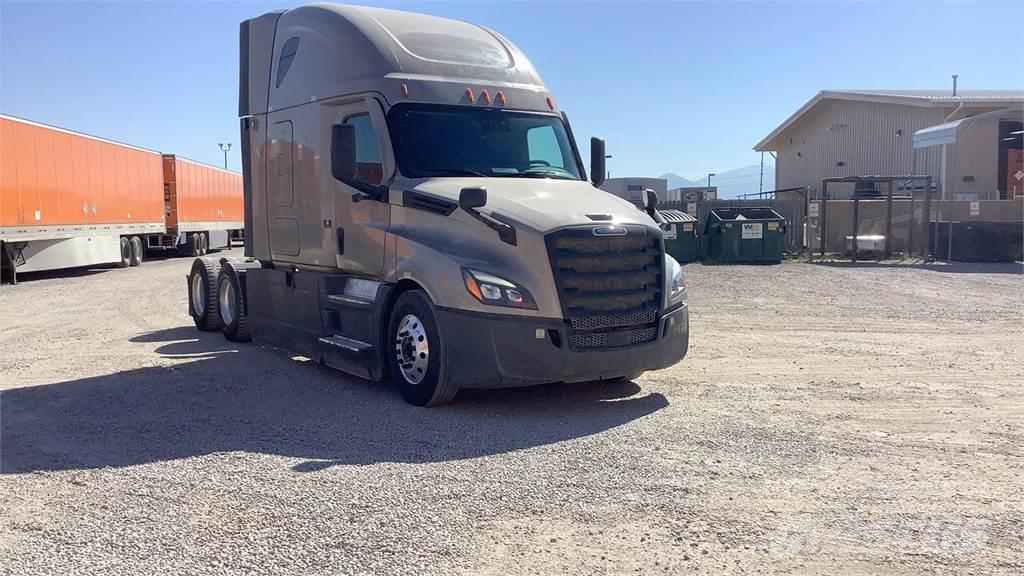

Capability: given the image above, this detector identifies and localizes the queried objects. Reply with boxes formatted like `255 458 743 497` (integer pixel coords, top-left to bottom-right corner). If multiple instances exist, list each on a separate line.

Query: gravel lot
1 250 1022 575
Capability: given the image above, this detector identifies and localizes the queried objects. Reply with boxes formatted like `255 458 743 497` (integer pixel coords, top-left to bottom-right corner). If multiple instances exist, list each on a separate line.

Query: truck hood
409 178 656 232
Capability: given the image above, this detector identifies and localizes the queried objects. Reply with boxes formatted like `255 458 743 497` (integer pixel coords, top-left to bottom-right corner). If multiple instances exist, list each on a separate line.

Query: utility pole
218 143 232 169
605 153 612 180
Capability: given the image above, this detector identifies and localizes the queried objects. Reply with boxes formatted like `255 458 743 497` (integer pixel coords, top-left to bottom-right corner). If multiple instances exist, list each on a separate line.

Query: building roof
754 89 1024 151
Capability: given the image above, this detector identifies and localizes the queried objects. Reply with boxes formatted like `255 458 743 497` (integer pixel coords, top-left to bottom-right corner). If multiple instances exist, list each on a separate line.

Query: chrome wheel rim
191 273 205 315
395 314 429 385
218 277 235 326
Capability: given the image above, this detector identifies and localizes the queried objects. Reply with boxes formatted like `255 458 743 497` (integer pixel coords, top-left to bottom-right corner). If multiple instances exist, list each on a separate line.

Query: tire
185 233 200 257
128 236 144 267
117 237 131 268
386 290 457 406
217 268 250 342
198 232 208 256
188 258 220 331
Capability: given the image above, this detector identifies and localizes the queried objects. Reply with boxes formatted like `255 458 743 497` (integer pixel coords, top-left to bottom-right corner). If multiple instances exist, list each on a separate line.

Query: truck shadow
2 327 667 474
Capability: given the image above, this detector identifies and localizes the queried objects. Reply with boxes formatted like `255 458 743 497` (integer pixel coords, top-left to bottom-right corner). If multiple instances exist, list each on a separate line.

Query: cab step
319 334 373 355
319 334 375 380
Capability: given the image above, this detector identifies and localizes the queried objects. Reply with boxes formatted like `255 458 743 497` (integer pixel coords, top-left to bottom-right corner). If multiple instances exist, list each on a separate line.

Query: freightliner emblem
592 225 627 236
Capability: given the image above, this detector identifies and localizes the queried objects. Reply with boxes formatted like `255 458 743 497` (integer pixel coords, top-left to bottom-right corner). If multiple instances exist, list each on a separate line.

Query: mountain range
659 164 775 199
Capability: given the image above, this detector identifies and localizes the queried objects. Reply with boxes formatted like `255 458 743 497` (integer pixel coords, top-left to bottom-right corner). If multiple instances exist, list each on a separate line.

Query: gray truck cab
187 3 689 405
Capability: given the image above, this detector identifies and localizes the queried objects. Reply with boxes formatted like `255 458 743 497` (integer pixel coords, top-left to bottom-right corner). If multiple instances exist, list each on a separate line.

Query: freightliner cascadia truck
186 3 689 405
0 114 243 283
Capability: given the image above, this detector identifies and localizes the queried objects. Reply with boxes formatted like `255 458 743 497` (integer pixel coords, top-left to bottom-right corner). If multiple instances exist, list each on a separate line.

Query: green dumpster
704 207 786 263
658 209 700 263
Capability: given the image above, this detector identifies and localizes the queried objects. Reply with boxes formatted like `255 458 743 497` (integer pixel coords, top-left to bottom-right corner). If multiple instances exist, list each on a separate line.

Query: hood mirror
459 187 487 210
590 137 606 187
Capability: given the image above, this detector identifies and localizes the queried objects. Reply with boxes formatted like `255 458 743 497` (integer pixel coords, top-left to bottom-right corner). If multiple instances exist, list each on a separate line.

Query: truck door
330 100 391 275
267 119 299 257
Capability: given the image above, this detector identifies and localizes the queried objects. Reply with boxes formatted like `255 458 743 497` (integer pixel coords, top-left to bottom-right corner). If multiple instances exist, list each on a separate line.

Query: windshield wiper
418 168 489 177
492 172 577 180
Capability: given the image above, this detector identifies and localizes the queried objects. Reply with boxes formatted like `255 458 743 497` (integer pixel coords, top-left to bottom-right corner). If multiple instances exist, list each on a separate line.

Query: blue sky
2 1 1021 189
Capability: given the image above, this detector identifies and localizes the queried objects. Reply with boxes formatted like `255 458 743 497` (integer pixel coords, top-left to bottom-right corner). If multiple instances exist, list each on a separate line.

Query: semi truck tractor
187 3 689 405
0 115 243 283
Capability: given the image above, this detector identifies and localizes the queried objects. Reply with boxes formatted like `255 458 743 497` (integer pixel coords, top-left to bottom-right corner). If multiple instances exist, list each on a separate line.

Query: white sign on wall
687 202 697 216
808 202 820 217
741 223 763 239
969 201 980 216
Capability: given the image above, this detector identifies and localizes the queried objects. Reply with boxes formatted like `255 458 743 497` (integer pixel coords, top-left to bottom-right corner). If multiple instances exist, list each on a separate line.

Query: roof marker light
401 83 409 98
480 89 491 104
496 91 506 105
465 88 475 103
545 95 556 110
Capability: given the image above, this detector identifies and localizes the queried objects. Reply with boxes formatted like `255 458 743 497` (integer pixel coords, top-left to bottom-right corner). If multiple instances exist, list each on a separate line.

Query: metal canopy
913 106 1024 149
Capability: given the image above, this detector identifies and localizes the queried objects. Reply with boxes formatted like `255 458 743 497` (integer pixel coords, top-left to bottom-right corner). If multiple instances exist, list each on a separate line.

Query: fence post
851 179 861 263
820 181 828 257
947 220 955 262
884 180 893 259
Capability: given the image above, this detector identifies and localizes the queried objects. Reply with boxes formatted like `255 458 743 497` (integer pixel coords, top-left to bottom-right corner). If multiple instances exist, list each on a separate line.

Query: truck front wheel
386 290 457 407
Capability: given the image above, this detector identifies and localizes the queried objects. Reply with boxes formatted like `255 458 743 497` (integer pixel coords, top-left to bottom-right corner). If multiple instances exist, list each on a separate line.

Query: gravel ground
1 250 1022 575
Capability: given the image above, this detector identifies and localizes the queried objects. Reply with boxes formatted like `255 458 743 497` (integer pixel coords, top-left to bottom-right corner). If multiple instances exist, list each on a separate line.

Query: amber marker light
496 91 506 105
480 89 491 104
465 88 475 103
400 83 409 98
545 95 555 110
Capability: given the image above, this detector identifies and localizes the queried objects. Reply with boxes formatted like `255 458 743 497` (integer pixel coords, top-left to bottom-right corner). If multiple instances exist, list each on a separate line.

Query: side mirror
643 188 659 212
642 188 663 224
590 137 606 187
459 187 487 210
330 124 356 182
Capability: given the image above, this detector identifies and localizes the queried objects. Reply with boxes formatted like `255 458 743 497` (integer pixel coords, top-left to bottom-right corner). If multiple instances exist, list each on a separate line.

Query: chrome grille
570 310 657 331
547 225 663 350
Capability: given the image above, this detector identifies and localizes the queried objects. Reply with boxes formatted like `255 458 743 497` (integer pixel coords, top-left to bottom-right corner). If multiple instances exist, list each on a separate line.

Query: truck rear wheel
188 258 220 331
118 237 131 268
128 236 144 267
217 268 250 342
198 232 208 256
386 290 457 406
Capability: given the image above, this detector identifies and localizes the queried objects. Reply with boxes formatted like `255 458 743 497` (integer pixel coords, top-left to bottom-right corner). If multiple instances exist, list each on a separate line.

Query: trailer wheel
118 237 131 268
386 290 457 406
188 258 220 331
185 233 200 257
128 236 144 267
217 268 250 342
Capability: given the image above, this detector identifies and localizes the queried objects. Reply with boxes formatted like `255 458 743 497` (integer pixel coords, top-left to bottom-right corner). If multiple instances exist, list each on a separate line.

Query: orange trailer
1 115 244 283
157 155 244 256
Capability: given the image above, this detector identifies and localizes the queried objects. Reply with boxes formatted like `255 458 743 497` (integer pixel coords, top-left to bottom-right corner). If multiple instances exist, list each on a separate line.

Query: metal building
600 177 667 207
754 89 1024 199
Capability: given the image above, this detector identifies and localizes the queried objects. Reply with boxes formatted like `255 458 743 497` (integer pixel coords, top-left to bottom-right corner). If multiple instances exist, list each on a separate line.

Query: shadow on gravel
812 261 1022 274
2 327 667 473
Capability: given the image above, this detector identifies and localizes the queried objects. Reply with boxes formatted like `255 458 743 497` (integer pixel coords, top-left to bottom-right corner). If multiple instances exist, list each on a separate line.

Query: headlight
664 254 686 306
462 269 537 310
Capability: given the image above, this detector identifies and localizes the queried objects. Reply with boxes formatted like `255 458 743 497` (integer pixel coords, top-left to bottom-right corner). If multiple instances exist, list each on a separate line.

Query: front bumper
436 304 689 389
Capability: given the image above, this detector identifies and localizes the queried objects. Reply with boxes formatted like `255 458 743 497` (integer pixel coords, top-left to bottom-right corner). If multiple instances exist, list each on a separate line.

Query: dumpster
659 209 700 262
704 207 786 263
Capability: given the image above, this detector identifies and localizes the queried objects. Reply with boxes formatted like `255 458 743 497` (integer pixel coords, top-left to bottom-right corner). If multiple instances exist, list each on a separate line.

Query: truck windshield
389 105 583 180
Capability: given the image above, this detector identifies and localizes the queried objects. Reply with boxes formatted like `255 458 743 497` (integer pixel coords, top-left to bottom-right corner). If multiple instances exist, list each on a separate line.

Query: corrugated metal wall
775 100 950 195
